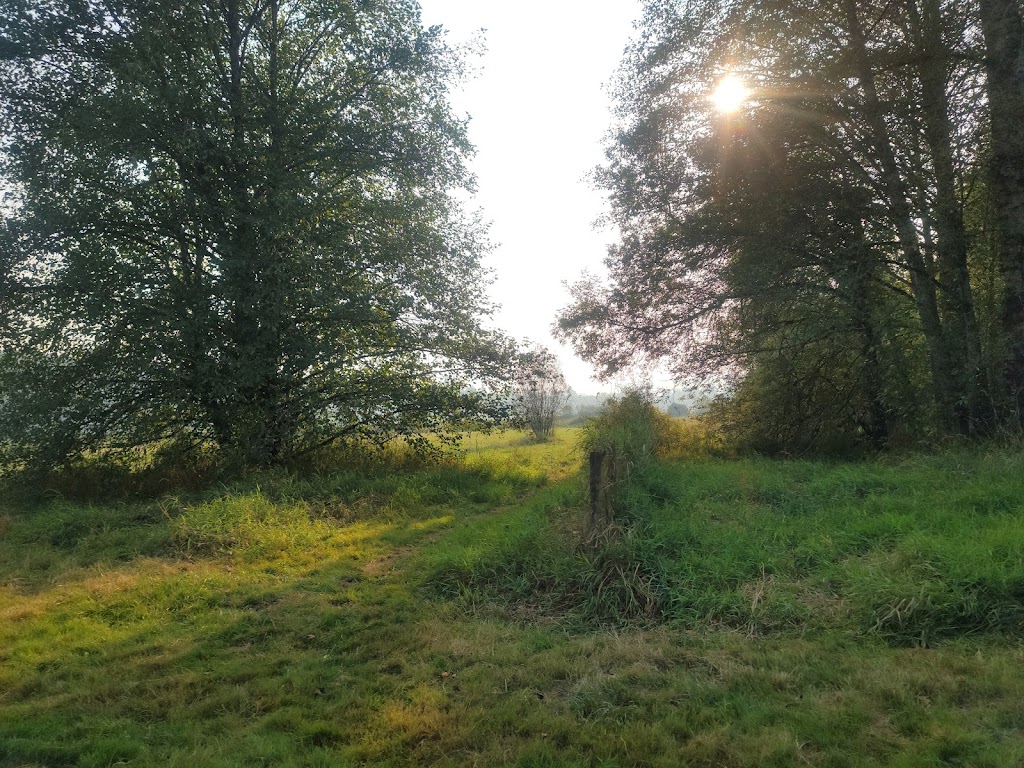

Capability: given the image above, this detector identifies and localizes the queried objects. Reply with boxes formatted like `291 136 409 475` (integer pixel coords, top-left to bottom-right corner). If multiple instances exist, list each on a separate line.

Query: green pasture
1 430 1022 767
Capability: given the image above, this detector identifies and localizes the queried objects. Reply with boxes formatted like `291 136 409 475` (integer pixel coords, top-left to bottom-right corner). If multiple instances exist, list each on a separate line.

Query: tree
978 0 1024 424
558 0 1005 449
0 0 514 467
666 401 689 417
516 347 570 442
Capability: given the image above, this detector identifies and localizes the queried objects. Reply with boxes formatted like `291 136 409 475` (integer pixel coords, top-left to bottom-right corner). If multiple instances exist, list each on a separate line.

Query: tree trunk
843 0 962 432
217 0 294 464
845 225 889 447
912 0 991 432
979 0 1024 426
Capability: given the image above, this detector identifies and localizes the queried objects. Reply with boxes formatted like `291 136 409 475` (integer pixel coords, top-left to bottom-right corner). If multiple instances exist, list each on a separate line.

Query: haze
418 0 643 392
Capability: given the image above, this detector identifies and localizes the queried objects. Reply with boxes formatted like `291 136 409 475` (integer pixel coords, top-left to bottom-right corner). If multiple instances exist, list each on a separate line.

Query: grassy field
1 429 1023 767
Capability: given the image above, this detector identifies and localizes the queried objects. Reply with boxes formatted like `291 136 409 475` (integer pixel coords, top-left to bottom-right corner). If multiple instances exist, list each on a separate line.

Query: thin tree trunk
912 0 991 432
221 0 286 463
978 0 1024 426
843 0 962 432
845 223 889 447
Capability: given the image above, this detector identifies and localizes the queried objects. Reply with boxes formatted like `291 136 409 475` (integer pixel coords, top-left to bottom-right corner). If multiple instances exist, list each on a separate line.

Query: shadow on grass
0 505 476 767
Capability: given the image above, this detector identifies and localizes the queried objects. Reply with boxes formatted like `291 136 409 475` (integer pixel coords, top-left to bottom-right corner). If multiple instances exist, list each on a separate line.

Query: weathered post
589 450 605 530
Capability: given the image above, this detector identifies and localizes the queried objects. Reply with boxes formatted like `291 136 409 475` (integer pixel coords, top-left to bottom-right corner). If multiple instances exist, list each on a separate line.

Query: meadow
1 429 1023 767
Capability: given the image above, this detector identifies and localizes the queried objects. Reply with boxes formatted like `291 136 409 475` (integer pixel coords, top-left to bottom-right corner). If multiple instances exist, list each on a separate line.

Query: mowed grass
1 431 1023 767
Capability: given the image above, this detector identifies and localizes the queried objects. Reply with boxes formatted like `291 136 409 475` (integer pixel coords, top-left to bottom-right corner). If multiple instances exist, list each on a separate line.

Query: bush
578 389 699 527
703 347 928 456
656 416 732 461
579 390 657 485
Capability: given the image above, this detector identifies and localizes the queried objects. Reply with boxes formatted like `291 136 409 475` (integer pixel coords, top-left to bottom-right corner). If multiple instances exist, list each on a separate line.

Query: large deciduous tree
559 0 1013 450
0 0 514 467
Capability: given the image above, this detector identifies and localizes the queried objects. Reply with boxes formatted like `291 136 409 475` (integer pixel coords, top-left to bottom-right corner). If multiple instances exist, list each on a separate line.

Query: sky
417 0 644 393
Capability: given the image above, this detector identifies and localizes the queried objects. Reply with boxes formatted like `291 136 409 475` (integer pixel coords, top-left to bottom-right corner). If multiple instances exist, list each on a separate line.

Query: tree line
5 0 1021 466
558 0 1024 451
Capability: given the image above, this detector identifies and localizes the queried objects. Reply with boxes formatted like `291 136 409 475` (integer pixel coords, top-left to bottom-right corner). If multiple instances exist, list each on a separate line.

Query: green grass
2 432 1024 767
640 451 1024 641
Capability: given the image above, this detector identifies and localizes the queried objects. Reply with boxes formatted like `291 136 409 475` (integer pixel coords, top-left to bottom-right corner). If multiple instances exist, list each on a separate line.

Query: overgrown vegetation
2 429 1024 766
428 402 1024 645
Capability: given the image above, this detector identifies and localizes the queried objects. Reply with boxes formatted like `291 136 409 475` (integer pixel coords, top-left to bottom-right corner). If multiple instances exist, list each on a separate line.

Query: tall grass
0 434 489 503
4 430 1024 766
426 400 1024 643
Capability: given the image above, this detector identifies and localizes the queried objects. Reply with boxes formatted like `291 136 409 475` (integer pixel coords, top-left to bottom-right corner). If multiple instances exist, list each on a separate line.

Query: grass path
0 431 579 767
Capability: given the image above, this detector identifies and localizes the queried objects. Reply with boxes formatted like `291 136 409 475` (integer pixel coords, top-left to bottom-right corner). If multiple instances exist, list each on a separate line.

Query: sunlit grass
463 427 580 482
1 432 1023 766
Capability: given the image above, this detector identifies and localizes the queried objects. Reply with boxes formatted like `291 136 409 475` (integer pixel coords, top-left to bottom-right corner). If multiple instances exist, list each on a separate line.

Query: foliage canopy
0 0 515 467
558 0 1024 451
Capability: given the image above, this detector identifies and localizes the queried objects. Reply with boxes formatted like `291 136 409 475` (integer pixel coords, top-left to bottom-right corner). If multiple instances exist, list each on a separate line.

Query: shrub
578 389 683 526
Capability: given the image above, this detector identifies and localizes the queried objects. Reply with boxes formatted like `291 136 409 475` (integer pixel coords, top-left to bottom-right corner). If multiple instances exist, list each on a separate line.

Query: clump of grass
420 512 667 627
578 524 667 623
172 492 334 557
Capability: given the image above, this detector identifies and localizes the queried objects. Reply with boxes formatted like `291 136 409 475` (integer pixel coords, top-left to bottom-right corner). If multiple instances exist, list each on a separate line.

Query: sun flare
711 75 749 113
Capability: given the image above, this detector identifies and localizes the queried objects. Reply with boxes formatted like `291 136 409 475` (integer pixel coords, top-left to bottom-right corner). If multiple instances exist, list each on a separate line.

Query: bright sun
711 75 749 113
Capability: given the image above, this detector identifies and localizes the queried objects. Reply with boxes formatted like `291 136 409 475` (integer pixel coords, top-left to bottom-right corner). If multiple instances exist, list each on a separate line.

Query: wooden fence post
589 450 605 530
